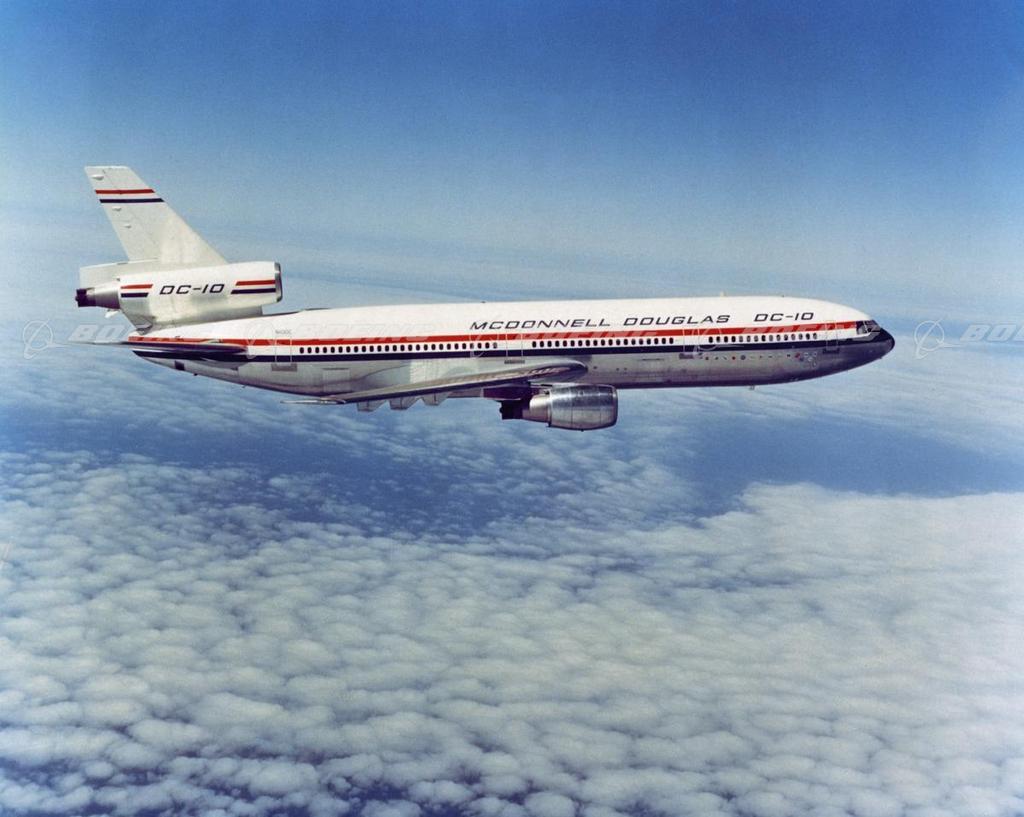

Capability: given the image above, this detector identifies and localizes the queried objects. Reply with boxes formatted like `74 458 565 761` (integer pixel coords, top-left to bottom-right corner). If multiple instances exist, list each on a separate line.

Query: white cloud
1 452 1023 815
3 117 1020 817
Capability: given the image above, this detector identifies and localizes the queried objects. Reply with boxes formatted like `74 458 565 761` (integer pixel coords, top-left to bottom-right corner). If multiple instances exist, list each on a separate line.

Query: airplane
76 166 894 431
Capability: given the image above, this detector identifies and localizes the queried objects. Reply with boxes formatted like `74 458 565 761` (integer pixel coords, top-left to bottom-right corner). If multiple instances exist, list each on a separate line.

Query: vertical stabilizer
84 166 226 266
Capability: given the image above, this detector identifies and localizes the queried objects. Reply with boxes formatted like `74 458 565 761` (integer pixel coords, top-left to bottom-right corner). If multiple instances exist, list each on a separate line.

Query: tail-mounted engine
76 261 282 329
501 385 618 431
77 166 282 329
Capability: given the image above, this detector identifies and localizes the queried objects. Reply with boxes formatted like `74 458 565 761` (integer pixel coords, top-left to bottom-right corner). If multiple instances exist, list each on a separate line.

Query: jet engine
75 261 282 329
501 385 618 431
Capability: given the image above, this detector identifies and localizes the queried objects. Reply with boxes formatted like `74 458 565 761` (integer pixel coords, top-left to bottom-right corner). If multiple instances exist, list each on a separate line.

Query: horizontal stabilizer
72 338 248 360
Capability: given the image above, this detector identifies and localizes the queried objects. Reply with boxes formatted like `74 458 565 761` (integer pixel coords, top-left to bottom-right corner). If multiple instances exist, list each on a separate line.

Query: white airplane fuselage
136 294 894 398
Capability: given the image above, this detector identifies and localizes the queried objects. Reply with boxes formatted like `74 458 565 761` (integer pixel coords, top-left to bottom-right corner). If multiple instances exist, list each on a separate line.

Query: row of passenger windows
531 333 818 347
717 332 818 343
297 341 499 354
531 337 674 348
295 332 821 354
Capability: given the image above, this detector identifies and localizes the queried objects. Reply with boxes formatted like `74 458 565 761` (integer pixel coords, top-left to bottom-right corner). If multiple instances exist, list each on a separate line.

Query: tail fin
85 166 226 266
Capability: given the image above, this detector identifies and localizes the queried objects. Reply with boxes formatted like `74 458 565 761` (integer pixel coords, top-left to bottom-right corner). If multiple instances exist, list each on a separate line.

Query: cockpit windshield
856 320 881 335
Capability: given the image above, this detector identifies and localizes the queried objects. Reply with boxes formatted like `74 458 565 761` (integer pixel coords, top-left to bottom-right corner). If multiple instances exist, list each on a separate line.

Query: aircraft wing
286 359 588 405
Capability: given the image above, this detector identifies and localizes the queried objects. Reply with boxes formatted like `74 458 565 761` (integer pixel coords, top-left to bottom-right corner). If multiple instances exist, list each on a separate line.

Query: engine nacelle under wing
506 385 618 431
76 261 281 329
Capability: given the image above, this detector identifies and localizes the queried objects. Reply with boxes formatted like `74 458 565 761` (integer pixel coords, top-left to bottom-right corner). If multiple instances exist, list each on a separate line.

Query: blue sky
3 1 1024 318
2 3 1024 816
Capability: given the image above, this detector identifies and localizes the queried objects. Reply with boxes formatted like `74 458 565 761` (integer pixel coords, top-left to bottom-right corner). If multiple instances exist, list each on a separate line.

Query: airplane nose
878 328 895 355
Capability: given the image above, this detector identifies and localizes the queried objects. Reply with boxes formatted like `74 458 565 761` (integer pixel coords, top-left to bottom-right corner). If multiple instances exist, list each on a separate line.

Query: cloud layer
4 221 1023 816
2 451 1023 816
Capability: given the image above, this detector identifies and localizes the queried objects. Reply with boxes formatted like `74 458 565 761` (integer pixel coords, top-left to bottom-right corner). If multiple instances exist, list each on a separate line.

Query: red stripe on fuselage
121 283 153 290
95 188 155 194
234 279 277 286
128 321 856 348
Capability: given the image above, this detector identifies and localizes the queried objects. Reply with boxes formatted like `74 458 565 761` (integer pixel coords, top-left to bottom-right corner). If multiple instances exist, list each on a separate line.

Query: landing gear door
824 322 840 354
